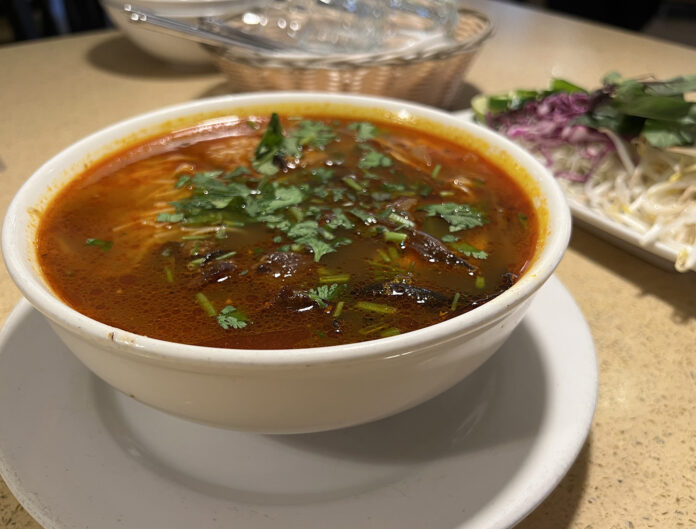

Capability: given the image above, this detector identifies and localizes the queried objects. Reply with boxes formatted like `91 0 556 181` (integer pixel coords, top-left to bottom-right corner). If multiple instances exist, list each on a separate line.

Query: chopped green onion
387 212 415 228
182 234 209 241
518 212 529 228
319 274 351 284
333 301 345 318
387 246 400 261
195 292 216 317
451 292 461 311
187 257 206 270
376 248 391 262
215 251 237 260
439 190 455 197
475 276 486 289
380 327 401 337
355 301 397 314
384 231 407 244
359 323 388 335
431 164 442 178
85 238 112 251
342 176 364 192
164 266 174 283
156 212 184 223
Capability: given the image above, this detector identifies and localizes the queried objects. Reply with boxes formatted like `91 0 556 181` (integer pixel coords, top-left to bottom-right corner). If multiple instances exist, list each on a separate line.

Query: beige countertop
1 1 695 527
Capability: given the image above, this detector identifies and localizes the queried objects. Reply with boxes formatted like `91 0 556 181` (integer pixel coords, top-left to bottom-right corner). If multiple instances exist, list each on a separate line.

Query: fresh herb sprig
472 73 696 148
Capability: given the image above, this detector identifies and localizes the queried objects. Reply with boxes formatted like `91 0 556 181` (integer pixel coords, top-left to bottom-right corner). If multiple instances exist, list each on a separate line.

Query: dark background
1 0 695 47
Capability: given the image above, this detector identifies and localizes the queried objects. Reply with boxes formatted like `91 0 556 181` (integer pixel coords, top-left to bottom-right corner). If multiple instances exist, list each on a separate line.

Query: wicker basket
205 7 492 108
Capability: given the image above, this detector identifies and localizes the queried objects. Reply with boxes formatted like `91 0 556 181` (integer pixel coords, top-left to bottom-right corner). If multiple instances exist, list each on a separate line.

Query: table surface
1 1 694 528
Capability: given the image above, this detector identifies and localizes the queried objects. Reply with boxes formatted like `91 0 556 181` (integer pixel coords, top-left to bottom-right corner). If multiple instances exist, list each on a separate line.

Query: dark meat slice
256 251 313 279
271 286 316 313
360 282 449 307
404 228 477 272
456 272 520 313
193 260 238 288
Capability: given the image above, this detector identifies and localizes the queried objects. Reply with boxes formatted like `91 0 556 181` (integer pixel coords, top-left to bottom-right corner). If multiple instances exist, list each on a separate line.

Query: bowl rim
2 91 570 369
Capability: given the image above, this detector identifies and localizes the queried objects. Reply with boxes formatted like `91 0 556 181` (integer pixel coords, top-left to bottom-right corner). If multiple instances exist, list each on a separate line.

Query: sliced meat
256 251 313 279
271 286 316 313
193 260 237 288
405 228 477 272
359 282 449 307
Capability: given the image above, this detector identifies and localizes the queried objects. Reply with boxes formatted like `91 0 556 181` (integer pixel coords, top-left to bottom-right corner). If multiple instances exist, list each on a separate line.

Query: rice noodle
554 139 696 271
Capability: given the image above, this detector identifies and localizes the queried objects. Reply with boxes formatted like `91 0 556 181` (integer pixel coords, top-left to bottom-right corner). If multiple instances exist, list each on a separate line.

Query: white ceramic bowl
100 0 245 66
2 92 571 433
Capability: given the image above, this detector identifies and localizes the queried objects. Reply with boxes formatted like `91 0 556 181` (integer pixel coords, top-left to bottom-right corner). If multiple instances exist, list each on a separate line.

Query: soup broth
37 113 538 349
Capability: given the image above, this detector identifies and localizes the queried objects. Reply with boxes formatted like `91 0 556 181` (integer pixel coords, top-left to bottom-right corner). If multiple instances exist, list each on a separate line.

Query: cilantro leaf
421 203 487 232
175 175 191 188
216 305 248 330
225 167 251 178
451 241 488 260
359 148 393 170
307 283 343 308
296 236 335 262
291 120 336 149
312 167 335 182
265 185 305 213
348 121 378 141
326 209 355 230
287 220 319 239
252 113 285 176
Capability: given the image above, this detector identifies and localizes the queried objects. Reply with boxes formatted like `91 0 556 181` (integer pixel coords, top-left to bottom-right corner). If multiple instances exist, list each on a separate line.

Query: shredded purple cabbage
485 92 615 182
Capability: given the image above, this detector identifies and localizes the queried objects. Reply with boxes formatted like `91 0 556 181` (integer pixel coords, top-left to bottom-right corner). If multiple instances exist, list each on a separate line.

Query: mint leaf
642 119 696 148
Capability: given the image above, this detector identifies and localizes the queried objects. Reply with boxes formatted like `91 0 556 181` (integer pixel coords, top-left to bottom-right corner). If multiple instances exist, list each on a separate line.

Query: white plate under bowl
0 275 596 529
